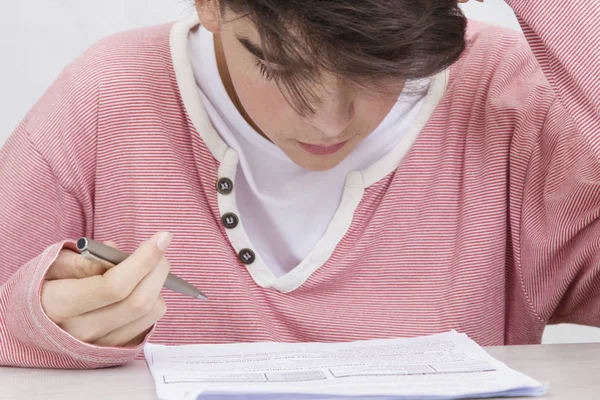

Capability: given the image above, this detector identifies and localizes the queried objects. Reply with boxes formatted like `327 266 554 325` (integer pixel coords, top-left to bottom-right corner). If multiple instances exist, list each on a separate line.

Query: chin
291 154 346 172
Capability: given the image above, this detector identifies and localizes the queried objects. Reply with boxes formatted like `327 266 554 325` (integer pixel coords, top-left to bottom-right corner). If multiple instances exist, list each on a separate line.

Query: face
197 3 403 171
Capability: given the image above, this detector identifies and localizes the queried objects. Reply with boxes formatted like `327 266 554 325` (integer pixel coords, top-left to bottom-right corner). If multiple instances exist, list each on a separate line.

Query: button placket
216 172 256 266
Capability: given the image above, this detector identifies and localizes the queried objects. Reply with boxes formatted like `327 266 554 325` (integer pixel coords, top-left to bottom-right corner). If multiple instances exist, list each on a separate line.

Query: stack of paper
144 331 547 400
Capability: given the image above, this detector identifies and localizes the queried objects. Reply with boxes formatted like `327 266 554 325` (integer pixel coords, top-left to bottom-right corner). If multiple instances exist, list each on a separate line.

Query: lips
298 140 348 155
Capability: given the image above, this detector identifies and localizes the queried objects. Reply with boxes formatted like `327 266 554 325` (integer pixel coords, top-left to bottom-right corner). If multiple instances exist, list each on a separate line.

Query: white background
1 1 599 344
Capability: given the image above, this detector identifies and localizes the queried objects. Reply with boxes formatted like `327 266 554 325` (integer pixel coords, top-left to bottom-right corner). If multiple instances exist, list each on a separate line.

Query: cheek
353 95 401 136
228 68 293 138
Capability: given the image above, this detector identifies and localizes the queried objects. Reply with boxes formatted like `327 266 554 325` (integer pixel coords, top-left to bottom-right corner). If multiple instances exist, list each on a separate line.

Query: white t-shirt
188 26 427 277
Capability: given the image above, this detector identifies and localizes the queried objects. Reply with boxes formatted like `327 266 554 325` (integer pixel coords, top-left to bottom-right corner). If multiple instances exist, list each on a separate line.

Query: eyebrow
237 36 265 60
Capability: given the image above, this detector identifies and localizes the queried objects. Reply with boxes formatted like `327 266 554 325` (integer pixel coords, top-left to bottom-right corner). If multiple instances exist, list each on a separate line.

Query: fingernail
157 232 173 251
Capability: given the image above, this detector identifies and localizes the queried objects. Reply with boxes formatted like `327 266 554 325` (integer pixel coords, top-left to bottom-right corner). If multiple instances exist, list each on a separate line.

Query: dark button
216 177 233 195
238 248 256 265
221 213 239 229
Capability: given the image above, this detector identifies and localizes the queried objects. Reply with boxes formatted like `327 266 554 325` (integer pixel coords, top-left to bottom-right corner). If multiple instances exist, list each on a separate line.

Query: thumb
45 240 120 280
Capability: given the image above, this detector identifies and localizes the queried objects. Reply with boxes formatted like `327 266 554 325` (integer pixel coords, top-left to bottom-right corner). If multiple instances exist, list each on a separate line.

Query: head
196 0 467 171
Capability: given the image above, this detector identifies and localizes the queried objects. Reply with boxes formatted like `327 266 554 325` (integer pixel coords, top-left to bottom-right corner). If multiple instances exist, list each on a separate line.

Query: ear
196 0 221 33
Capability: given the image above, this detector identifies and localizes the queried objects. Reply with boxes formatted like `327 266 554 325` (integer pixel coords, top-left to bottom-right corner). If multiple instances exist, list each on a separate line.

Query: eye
253 58 276 81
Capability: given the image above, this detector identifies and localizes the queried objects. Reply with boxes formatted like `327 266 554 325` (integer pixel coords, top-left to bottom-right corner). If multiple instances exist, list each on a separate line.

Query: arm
505 0 600 156
501 0 600 327
0 54 145 368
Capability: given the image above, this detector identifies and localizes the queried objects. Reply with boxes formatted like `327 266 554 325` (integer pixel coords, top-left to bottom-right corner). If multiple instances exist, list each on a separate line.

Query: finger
101 231 172 300
58 254 170 343
42 275 109 323
41 232 171 321
93 296 167 347
125 330 153 347
45 250 107 280
45 239 120 280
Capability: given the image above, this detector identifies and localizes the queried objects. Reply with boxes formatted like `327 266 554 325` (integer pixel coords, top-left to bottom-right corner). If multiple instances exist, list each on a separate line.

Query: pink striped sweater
1 0 600 369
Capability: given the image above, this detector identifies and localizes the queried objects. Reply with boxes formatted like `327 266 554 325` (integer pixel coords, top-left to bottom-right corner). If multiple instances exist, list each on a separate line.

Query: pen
76 237 207 301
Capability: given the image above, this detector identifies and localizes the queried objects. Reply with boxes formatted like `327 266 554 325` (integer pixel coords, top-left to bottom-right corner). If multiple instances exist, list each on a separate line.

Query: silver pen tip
196 293 208 300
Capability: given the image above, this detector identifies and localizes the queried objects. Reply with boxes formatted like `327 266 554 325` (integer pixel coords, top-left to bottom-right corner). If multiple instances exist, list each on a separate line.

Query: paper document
144 331 547 400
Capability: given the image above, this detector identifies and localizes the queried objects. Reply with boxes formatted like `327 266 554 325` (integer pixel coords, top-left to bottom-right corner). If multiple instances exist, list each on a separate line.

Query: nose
301 81 355 138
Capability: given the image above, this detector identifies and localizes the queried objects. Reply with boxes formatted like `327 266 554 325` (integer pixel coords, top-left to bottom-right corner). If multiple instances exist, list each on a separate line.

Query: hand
40 232 172 347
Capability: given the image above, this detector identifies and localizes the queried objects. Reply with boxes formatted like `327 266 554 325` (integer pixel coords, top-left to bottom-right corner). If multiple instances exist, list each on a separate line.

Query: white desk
2 343 599 399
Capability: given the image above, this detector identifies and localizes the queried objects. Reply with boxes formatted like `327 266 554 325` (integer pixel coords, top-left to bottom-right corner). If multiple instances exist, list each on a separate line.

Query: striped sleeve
0 46 146 368
504 0 600 327
506 0 600 158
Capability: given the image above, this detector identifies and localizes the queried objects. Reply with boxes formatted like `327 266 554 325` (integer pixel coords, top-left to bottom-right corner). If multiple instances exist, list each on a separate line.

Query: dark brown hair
218 0 467 114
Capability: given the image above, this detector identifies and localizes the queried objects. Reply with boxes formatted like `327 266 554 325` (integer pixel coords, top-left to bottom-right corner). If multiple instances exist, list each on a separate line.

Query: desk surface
2 343 599 400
